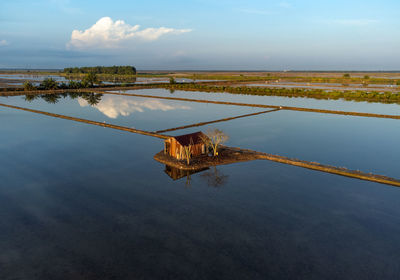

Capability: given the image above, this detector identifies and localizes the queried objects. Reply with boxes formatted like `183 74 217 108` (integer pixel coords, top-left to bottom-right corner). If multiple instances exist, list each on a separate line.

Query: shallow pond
0 93 261 131
113 88 400 115
1 91 399 177
1 91 400 279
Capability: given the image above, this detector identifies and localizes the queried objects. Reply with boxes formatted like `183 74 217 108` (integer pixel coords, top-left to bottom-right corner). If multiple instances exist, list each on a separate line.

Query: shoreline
154 146 400 187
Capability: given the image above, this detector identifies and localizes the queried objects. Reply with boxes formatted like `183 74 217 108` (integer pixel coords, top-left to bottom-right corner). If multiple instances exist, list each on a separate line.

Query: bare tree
201 128 229 156
183 138 194 165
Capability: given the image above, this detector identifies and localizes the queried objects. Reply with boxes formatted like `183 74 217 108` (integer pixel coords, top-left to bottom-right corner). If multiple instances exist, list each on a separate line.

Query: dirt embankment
104 91 400 120
154 146 400 187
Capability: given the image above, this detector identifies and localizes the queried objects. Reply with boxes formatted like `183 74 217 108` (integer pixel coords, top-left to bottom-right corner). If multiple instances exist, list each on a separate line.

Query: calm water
0 93 261 131
1 92 400 279
1 92 399 177
115 88 400 115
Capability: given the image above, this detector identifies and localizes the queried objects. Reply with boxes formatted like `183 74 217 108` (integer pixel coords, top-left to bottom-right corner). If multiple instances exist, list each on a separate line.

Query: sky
0 0 399 70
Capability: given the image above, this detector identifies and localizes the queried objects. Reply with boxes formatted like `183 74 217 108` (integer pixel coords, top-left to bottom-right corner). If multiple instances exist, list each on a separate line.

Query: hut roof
171 131 207 146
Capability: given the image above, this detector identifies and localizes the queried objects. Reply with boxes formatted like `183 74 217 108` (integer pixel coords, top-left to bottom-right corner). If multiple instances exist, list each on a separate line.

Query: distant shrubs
63 65 136 75
67 80 82 89
24 78 59 90
81 72 99 87
160 83 400 104
23 81 36 91
40 78 58 90
21 73 105 91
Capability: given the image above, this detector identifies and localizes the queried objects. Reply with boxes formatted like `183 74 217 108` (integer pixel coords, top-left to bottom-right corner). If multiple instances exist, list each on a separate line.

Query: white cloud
67 17 192 49
0 40 9 46
78 96 191 119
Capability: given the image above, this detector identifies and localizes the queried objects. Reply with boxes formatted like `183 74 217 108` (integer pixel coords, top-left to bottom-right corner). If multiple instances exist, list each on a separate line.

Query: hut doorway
165 142 171 155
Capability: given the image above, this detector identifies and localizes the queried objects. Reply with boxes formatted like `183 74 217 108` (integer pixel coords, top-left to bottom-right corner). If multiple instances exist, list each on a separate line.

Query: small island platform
154 146 254 170
154 145 400 187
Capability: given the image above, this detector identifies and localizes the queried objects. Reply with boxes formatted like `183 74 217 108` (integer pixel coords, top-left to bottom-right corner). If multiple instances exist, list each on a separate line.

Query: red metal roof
172 131 207 146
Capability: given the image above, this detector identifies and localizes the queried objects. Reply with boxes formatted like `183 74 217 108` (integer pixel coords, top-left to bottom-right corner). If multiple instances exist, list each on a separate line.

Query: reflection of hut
164 131 207 160
164 165 209 181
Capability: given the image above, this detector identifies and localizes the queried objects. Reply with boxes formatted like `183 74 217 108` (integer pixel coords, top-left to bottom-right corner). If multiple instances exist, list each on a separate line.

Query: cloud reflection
78 95 191 119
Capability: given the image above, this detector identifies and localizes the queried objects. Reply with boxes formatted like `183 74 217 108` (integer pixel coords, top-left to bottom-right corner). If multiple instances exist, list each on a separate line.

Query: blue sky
0 0 399 70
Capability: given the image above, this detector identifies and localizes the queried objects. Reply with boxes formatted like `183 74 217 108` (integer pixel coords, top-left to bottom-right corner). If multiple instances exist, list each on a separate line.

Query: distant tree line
158 83 400 104
63 66 136 75
22 71 131 91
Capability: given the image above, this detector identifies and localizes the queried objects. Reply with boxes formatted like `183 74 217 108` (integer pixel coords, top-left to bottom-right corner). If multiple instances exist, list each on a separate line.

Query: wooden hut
164 131 207 160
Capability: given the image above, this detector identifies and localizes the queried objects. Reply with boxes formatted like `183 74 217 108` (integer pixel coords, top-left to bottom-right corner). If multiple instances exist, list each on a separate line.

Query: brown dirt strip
0 86 153 96
154 108 280 134
0 103 169 139
3 87 400 119
155 146 400 187
102 91 400 120
2 101 398 187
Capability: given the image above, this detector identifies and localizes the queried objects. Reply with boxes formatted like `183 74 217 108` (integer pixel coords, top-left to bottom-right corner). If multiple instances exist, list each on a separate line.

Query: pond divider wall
154 109 280 133
155 146 400 188
102 91 400 120
0 103 169 139
1 102 399 187
2 87 400 119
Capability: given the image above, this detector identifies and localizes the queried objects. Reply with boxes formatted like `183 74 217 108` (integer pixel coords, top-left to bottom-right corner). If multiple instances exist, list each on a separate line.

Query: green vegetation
17 73 120 91
23 81 36 91
40 78 58 90
169 77 176 84
179 73 398 85
81 72 100 87
158 83 400 104
63 66 136 75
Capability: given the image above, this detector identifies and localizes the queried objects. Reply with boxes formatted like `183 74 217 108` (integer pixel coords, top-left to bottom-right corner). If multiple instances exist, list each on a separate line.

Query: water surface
1 92 400 279
115 88 400 115
1 105 400 279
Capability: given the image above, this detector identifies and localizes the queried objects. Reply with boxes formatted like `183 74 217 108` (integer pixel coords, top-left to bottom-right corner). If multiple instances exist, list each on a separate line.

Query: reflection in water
78 95 191 119
3 90 400 279
164 164 209 182
25 92 104 106
24 93 192 119
200 166 229 187
163 164 228 187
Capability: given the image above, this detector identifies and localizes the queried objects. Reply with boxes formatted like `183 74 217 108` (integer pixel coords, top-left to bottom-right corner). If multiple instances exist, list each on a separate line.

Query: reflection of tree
68 92 80 99
80 93 103 106
200 166 228 187
30 92 103 106
24 95 38 102
40 94 61 104
185 173 192 187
